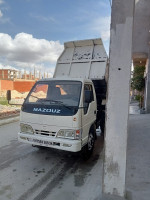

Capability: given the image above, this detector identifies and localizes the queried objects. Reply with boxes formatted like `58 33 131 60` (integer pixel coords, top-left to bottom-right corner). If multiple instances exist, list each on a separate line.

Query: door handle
94 110 97 115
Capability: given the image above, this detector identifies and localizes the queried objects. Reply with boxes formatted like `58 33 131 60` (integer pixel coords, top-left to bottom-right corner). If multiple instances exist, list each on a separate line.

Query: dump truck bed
53 38 108 80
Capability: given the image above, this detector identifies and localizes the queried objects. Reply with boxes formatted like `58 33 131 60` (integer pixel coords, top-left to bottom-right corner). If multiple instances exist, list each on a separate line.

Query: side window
83 84 94 114
89 85 94 101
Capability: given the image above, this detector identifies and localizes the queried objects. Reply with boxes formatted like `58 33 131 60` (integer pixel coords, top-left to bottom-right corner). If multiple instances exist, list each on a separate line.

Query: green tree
131 65 145 91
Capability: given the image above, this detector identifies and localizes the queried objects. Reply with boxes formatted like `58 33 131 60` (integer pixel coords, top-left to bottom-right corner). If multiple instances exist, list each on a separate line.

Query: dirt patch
0 90 28 99
0 105 20 119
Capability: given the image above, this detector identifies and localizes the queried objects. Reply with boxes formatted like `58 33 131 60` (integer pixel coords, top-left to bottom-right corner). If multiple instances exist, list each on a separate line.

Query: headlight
57 129 81 140
20 123 34 134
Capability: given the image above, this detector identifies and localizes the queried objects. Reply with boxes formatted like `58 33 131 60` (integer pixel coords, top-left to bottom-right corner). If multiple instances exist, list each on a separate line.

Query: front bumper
18 132 82 152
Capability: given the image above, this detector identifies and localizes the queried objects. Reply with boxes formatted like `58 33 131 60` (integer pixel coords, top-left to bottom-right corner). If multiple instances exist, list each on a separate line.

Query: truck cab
19 78 97 153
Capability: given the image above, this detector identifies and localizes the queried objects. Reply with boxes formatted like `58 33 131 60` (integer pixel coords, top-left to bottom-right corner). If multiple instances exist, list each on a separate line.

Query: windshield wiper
40 99 63 104
49 99 72 110
30 94 40 100
42 99 76 110
29 95 45 104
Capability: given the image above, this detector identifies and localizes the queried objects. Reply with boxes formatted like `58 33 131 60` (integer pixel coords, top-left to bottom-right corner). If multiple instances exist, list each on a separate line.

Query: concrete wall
133 0 150 55
144 53 150 113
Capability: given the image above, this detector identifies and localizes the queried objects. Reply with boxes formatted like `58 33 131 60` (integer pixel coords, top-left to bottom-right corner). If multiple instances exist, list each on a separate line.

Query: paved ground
126 113 150 200
129 101 140 115
0 102 150 200
0 122 104 200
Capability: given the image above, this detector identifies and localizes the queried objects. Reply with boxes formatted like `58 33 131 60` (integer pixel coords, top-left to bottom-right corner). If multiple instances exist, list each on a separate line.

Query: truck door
81 84 96 146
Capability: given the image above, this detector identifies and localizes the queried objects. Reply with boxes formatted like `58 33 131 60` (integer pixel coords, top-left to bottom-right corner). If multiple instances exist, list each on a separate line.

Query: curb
0 116 20 126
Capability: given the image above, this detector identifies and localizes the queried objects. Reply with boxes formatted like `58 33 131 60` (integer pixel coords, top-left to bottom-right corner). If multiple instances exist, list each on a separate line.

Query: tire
81 128 96 159
32 144 45 149
100 110 105 137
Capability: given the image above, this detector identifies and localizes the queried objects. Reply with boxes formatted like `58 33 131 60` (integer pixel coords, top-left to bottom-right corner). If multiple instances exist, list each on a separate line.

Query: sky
0 0 111 76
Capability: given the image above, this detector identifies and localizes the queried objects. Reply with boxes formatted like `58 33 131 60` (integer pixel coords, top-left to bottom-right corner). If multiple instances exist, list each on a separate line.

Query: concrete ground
101 106 150 200
0 102 150 200
126 113 150 200
0 121 104 200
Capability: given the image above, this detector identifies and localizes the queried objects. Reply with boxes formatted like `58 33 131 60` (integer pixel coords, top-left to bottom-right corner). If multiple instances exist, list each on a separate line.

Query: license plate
28 138 53 146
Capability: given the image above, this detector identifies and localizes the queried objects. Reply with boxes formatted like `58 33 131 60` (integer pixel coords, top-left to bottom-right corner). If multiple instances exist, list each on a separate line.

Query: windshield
22 80 82 116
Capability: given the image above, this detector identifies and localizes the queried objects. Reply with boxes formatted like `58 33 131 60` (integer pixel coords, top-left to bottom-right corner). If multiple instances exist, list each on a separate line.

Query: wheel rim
88 133 94 151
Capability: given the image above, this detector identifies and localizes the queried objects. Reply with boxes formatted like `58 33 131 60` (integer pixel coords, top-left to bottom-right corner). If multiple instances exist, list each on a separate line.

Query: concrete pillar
145 54 150 113
19 71 21 79
24 69 26 80
103 0 135 197
39 71 41 79
34 67 36 80
2 70 4 79
30 71 32 80
14 71 17 79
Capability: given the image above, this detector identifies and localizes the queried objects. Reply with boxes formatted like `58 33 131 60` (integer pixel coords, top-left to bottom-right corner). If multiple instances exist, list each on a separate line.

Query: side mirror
85 90 93 103
7 90 11 101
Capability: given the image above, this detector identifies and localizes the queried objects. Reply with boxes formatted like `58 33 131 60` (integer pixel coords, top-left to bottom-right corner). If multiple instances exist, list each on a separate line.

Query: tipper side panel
53 38 108 80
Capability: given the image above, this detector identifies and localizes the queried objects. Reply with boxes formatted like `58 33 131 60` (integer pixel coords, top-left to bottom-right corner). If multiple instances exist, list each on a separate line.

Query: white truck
17 38 108 157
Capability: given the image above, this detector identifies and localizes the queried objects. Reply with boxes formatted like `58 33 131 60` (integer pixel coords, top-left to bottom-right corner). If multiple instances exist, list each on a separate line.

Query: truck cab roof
37 77 93 84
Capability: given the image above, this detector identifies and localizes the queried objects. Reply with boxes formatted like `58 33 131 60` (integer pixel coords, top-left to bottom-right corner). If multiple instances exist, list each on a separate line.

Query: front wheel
81 130 95 159
87 132 95 151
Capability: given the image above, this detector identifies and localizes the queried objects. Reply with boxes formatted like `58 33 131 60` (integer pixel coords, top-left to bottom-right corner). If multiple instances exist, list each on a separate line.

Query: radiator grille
34 129 56 137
